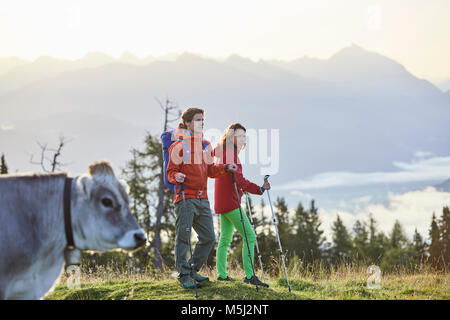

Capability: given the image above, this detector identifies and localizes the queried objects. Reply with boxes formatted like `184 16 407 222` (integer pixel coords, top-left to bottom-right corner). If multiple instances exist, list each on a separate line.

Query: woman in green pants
213 123 270 287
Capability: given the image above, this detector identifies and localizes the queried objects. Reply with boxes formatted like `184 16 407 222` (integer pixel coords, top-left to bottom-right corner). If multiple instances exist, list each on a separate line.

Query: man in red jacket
166 107 237 289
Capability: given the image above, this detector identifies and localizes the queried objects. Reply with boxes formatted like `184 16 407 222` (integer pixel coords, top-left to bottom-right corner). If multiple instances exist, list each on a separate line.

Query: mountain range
1 45 449 197
435 179 450 192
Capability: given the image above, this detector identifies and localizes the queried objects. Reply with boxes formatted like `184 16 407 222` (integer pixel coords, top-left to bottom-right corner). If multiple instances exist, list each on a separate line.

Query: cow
0 160 147 299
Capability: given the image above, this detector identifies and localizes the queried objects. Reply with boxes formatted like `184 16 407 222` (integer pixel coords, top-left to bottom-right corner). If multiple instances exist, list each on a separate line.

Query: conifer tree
352 219 369 261
412 228 427 264
329 214 353 263
428 212 442 268
0 153 8 174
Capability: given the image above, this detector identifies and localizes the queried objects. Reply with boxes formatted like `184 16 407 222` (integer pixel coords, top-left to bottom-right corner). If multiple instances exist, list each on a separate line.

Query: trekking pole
231 173 258 291
180 183 199 298
264 175 291 292
244 191 267 285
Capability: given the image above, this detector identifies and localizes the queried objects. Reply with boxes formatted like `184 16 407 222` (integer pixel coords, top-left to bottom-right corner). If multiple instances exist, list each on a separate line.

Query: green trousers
175 198 216 277
216 208 256 279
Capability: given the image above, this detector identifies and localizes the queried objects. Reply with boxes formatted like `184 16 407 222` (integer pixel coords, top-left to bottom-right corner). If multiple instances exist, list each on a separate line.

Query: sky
1 0 450 84
1 0 449 241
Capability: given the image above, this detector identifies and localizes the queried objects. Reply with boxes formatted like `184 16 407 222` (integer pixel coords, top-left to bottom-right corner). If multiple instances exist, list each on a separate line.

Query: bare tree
151 97 180 270
156 96 181 132
30 135 73 172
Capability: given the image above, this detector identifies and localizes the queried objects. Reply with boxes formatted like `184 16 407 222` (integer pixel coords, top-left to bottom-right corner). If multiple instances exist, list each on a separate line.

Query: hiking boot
217 276 233 281
179 275 201 289
243 275 269 288
192 272 209 283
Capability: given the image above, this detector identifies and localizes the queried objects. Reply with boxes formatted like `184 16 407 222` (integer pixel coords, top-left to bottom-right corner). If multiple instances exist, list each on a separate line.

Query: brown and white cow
0 161 146 299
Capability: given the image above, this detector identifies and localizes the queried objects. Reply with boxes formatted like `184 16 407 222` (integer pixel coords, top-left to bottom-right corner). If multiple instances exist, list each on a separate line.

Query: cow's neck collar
63 176 81 268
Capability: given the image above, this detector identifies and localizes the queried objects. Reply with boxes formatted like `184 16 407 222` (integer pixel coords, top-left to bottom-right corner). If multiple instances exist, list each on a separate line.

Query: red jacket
167 123 228 204
213 145 264 214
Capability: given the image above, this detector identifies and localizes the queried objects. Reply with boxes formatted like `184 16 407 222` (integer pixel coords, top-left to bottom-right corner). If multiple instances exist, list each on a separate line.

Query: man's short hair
181 107 204 125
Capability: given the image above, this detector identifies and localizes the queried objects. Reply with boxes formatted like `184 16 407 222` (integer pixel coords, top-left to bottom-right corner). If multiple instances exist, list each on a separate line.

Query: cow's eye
101 197 114 208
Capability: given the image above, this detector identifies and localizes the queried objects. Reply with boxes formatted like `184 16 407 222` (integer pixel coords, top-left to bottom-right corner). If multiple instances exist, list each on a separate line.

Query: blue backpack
161 130 209 193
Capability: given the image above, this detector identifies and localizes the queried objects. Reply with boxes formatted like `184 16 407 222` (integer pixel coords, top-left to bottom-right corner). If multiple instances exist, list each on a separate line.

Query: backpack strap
177 138 209 164
202 139 209 154
178 138 190 163
176 187 207 196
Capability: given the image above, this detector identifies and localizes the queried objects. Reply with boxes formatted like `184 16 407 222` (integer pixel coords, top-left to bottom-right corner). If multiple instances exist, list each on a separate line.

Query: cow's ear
77 174 93 198
119 179 130 194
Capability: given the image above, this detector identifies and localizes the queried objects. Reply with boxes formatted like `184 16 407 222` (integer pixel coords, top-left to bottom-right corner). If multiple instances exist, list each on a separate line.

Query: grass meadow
44 260 449 300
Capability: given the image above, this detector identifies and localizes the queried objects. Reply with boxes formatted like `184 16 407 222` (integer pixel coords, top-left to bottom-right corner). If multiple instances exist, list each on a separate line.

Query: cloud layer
318 187 450 241
244 187 449 243
277 153 450 191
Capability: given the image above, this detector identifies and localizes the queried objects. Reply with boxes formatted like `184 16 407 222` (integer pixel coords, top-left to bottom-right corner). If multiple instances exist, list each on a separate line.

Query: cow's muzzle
118 229 147 250
134 232 147 248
